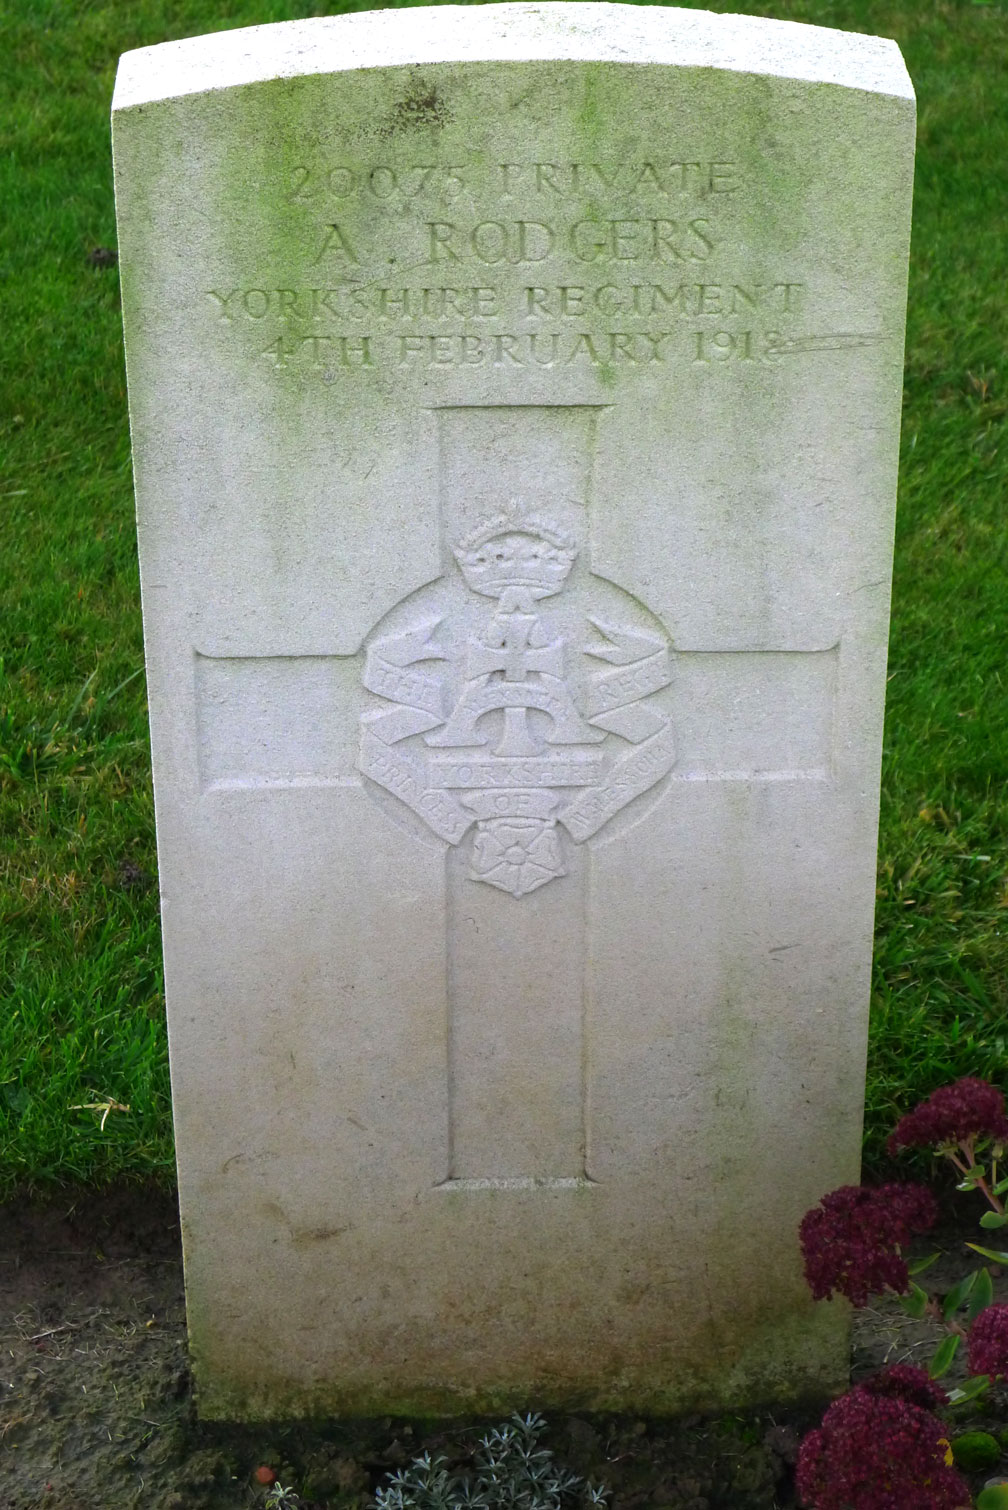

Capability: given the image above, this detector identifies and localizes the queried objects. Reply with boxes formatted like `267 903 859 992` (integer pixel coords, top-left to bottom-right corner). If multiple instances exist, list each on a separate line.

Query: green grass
1 0 1006 1194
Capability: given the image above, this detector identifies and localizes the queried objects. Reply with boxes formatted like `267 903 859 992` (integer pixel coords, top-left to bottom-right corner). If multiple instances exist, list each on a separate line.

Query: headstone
113 4 915 1418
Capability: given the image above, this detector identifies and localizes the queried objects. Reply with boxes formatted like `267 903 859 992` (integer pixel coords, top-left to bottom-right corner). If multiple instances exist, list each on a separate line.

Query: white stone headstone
113 4 915 1417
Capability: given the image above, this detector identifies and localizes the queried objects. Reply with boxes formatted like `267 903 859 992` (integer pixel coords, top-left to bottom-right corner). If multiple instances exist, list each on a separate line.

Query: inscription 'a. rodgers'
423 216 715 265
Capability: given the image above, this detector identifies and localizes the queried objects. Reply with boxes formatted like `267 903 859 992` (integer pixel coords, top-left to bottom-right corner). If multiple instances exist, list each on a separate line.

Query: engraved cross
468 611 563 682
193 402 842 1192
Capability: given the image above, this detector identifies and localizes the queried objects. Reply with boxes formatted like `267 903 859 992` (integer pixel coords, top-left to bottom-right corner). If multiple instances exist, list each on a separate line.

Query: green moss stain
379 72 453 138
595 359 617 391
576 62 607 153
187 1309 846 1423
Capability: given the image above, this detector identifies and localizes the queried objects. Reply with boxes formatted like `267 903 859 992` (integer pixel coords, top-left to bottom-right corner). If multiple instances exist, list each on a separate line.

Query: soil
1 1185 1005 1510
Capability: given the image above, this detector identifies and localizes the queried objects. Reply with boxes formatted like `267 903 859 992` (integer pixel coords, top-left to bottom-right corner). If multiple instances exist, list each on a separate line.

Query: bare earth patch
0 1187 1004 1509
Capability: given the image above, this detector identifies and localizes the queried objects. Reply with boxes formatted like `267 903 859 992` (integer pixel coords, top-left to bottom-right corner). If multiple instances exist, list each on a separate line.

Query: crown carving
453 505 578 599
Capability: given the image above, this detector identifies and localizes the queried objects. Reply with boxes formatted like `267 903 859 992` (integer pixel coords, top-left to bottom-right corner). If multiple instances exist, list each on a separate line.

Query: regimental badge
358 504 675 897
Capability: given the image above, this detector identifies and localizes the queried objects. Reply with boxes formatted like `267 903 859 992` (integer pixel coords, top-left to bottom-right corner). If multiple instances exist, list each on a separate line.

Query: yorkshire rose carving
358 506 675 896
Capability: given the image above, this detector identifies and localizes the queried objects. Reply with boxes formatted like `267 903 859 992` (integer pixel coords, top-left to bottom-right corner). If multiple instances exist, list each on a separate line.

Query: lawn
1 0 1006 1194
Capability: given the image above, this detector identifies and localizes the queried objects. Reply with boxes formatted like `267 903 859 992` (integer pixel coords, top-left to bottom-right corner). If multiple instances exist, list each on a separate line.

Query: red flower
799 1184 938 1306
968 1302 1008 1380
857 1363 948 1412
888 1078 1008 1154
796 1383 968 1509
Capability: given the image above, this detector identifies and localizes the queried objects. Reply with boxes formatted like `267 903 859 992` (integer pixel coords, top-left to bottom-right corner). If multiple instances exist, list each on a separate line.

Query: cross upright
470 609 561 684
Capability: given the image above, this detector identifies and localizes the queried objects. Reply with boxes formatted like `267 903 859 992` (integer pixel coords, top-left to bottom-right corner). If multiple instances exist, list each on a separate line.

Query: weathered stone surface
113 4 915 1418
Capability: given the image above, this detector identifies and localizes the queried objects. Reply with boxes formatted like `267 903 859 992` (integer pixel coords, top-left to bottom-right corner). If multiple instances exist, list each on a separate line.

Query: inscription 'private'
286 160 743 204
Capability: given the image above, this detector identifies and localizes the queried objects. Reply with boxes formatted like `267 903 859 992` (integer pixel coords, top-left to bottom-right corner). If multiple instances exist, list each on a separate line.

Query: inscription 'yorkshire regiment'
208 282 806 321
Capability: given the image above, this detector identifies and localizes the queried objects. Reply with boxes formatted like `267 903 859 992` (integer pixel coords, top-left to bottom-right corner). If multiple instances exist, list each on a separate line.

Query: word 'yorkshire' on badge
358 505 676 896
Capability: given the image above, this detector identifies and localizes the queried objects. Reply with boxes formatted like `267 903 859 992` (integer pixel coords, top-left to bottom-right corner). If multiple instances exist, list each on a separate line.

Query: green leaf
943 1269 978 1319
928 1333 961 1378
993 1177 1008 1197
976 1487 1008 1510
907 1250 941 1277
980 1211 1008 1229
898 1282 929 1319
947 1374 991 1405
968 1266 995 1322
967 1244 1008 1265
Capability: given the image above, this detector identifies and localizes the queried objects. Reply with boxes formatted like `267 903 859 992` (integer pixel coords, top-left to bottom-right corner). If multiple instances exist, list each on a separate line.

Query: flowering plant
799 1183 938 1307
795 1365 968 1509
797 1078 1008 1510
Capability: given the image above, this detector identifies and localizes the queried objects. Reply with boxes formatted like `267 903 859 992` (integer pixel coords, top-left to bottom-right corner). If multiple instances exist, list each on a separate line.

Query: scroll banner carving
357 509 676 896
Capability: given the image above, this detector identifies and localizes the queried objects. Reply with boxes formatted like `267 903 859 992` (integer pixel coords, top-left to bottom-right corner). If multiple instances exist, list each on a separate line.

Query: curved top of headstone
112 2 913 112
